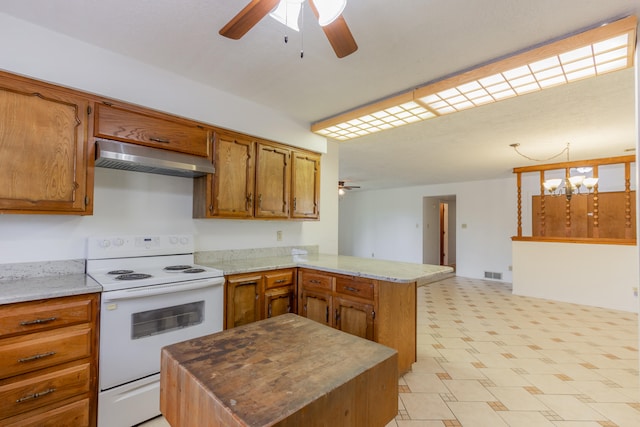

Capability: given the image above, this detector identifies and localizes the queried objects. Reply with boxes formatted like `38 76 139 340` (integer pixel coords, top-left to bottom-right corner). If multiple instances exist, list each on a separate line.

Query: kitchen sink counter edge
0 273 102 305
197 254 454 285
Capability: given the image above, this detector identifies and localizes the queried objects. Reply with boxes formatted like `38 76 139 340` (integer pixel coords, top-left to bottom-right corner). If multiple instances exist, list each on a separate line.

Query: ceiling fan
338 180 360 195
219 0 358 58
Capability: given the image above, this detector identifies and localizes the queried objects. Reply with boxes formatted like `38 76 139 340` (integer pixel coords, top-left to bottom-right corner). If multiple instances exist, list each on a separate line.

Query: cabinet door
291 151 320 219
334 297 375 340
0 75 91 214
265 286 295 319
225 274 262 329
94 103 209 157
255 142 290 218
299 289 332 327
210 131 255 218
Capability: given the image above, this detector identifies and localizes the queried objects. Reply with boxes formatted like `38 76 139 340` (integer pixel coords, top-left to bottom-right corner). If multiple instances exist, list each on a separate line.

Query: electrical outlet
633 287 638 297
276 230 282 241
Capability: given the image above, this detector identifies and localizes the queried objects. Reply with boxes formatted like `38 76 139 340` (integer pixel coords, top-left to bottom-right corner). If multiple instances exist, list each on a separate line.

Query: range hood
95 139 215 178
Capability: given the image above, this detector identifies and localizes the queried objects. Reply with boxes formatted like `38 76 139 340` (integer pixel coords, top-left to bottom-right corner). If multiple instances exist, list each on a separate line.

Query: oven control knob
170 236 178 245
179 237 189 245
99 239 111 248
113 238 124 247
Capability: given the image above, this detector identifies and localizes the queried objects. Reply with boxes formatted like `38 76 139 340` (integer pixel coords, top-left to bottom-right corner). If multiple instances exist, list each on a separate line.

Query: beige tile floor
140 276 639 427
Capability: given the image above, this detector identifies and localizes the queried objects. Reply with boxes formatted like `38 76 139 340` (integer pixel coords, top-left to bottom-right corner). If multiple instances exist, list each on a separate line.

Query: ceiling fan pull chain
300 4 304 58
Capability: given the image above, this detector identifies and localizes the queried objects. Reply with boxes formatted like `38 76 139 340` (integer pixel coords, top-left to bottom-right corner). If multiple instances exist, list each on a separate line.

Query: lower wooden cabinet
298 268 416 375
225 267 416 375
0 293 99 427
225 269 296 329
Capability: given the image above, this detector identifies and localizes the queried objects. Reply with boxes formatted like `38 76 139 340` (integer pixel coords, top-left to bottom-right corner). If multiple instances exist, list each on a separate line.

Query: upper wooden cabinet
0 72 93 215
255 142 290 219
291 150 321 219
194 129 320 220
94 103 210 157
194 130 255 218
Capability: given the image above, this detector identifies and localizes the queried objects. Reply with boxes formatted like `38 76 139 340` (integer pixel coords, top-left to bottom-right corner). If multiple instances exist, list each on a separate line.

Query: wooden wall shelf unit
0 70 321 219
512 155 636 245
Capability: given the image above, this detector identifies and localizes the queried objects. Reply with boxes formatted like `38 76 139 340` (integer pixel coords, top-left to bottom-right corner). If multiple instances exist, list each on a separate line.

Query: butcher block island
160 314 398 427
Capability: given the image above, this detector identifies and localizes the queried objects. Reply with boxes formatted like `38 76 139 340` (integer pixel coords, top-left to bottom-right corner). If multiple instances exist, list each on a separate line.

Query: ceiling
2 0 638 191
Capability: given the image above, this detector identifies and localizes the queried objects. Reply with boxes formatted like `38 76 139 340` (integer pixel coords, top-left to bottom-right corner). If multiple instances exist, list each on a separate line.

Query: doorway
423 196 456 269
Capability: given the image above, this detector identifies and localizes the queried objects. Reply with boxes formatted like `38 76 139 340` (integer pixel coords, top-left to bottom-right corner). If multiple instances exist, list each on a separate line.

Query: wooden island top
160 313 398 427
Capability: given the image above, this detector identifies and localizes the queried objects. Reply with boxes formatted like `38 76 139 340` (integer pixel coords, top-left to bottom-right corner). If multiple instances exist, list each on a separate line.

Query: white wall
0 13 339 263
513 241 638 312
338 178 517 282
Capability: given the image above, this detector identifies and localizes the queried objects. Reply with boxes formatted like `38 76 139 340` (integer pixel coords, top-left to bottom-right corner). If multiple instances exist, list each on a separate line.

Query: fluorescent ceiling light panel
311 15 637 141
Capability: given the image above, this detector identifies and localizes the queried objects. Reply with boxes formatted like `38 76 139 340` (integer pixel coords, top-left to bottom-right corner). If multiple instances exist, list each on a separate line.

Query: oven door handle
102 278 224 302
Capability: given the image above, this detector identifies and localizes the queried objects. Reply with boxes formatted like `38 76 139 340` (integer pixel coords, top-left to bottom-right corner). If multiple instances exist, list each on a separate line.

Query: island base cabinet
297 269 416 375
375 281 417 375
335 297 374 341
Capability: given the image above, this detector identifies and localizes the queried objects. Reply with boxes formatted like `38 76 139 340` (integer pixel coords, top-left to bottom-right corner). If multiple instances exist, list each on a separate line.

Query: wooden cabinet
291 150 321 219
298 268 416 375
94 103 210 157
224 269 296 329
263 269 295 319
298 270 374 339
0 71 93 215
0 293 99 427
255 142 290 219
225 273 262 329
194 129 320 220
194 130 255 218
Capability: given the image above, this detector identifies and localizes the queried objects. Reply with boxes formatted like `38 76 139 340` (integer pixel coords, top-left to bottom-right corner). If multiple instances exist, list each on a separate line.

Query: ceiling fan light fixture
269 0 304 32
314 0 347 26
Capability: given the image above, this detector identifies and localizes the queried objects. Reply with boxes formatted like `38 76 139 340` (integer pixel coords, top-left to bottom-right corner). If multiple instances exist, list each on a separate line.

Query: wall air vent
484 271 503 280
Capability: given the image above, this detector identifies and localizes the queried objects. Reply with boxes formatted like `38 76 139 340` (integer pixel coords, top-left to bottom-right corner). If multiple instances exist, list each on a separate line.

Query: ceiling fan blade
309 1 358 58
219 0 281 40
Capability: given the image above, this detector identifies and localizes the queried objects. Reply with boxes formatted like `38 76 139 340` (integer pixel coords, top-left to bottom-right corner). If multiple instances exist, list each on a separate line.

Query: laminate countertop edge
198 254 455 285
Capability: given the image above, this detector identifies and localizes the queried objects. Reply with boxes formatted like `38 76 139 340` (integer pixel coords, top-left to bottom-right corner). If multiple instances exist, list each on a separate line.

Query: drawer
0 295 94 338
336 277 375 300
264 270 294 290
0 397 89 427
299 271 333 291
0 325 92 379
0 363 90 420
95 103 210 157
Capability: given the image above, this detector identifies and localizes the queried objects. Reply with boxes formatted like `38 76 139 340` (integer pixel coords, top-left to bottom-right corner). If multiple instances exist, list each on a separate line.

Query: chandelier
511 142 599 200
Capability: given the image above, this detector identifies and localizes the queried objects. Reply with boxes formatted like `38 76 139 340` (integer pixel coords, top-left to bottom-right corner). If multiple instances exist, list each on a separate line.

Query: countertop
0 254 453 305
161 313 398 427
200 254 454 285
0 274 102 305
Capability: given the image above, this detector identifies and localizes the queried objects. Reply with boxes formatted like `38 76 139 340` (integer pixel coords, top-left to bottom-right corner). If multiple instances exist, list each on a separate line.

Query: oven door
99 277 224 390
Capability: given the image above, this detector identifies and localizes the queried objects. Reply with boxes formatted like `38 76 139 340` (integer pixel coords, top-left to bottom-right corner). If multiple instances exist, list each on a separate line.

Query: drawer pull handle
18 351 56 363
344 286 359 293
274 279 286 284
309 279 321 284
16 388 56 403
149 137 170 143
20 317 57 326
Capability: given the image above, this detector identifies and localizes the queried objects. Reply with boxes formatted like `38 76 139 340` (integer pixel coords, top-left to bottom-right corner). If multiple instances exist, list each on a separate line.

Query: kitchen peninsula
196 250 454 374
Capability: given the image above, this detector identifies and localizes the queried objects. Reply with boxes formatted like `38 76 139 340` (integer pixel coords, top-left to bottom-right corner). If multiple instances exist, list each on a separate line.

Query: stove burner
115 273 152 281
108 269 134 275
183 268 206 274
164 265 193 271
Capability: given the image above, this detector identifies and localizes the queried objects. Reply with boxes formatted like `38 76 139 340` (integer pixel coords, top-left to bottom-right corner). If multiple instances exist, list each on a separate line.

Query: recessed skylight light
311 16 637 141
